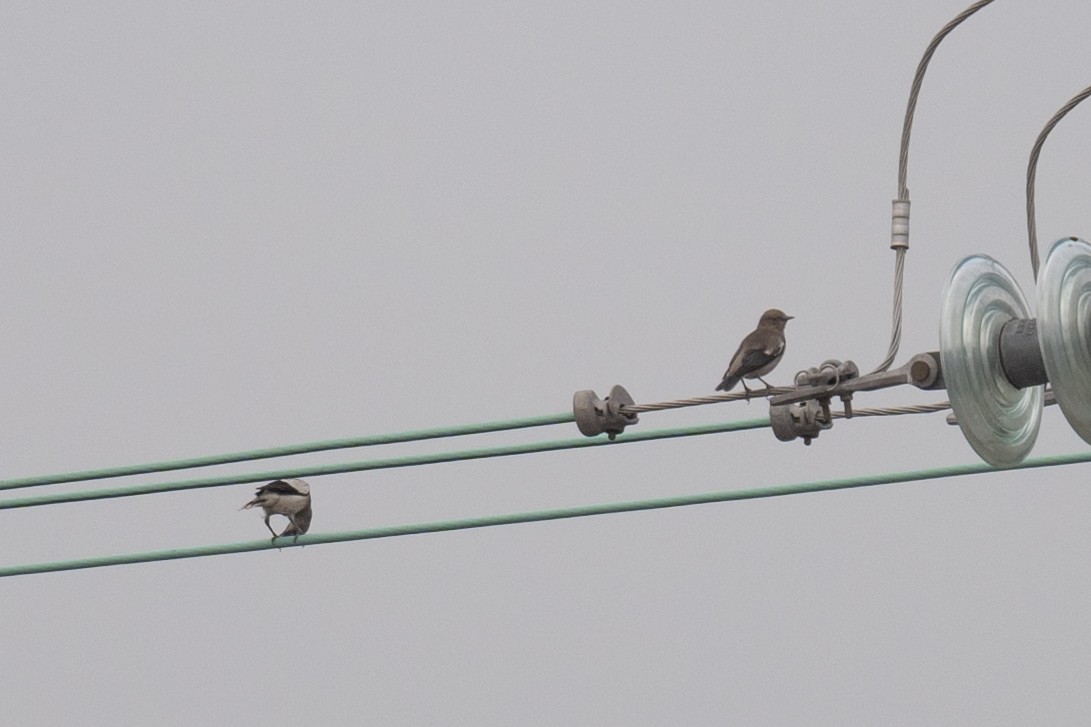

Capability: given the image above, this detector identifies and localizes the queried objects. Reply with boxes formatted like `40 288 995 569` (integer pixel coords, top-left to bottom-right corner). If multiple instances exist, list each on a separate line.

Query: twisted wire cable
832 401 950 418
622 389 947 417
1027 84 1091 279
870 248 907 375
897 0 997 200
620 388 793 414
875 0 996 375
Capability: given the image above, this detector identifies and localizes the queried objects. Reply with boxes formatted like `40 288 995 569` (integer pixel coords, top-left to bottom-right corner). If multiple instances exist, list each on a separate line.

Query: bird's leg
289 515 302 544
757 376 772 393
741 380 753 401
264 515 279 542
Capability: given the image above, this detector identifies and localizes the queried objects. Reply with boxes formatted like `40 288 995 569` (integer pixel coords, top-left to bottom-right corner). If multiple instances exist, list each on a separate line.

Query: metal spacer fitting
769 399 831 445
573 385 639 440
891 199 910 250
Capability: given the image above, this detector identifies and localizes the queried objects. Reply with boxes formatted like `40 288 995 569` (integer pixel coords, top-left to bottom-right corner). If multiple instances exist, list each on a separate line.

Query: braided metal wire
622 391 949 418
875 0 996 375
1027 85 1091 279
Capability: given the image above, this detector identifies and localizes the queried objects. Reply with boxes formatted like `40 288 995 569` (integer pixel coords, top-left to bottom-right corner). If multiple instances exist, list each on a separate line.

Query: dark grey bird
241 478 312 543
716 308 793 397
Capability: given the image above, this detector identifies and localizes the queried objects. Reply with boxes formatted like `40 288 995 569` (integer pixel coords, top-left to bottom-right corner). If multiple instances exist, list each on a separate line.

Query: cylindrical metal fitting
891 199 910 250
998 318 1048 389
907 351 943 390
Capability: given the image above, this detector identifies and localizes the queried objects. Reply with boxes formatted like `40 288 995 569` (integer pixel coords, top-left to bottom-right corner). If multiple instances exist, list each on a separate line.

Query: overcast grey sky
4 1 1091 724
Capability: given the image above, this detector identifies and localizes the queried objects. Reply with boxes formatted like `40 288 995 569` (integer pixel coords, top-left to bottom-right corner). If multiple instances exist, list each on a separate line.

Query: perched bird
716 308 793 397
241 478 313 543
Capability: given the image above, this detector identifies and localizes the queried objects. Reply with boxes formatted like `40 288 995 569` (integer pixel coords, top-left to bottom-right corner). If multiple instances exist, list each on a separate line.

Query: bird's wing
734 346 780 374
721 344 744 380
256 479 305 496
284 503 313 535
761 337 785 360
732 326 785 371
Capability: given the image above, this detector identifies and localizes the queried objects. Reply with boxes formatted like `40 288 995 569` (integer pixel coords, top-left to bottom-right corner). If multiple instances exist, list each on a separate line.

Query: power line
0 400 951 509
622 390 949 417
831 402 950 418
897 0 997 202
875 0 997 376
0 418 773 510
0 389 935 492
0 404 951 510
5 449 1089 579
622 388 792 414
0 412 574 492
1026 84 1091 279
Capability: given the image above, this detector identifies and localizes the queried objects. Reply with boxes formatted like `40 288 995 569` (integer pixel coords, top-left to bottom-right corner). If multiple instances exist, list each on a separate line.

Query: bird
715 308 793 397
241 478 313 543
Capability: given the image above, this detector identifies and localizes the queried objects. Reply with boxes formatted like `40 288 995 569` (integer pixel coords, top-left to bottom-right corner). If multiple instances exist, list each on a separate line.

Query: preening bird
241 479 312 543
716 308 793 397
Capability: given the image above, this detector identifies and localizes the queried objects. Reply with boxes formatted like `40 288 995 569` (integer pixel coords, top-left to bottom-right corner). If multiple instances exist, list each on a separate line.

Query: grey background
3 1 1091 724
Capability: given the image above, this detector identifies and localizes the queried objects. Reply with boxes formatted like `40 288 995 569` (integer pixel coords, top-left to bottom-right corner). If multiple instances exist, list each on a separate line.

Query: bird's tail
716 376 738 392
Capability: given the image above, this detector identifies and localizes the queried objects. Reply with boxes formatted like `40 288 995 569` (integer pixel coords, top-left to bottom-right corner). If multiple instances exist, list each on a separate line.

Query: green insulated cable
4 450 1090 578
0 412 575 491
0 418 772 510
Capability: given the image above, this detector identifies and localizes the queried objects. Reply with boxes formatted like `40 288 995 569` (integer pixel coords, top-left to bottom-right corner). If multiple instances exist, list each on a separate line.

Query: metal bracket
767 353 945 444
769 399 831 445
771 352 943 408
573 385 639 440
